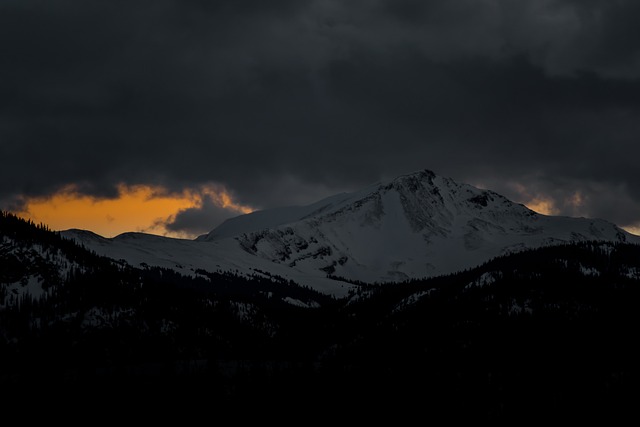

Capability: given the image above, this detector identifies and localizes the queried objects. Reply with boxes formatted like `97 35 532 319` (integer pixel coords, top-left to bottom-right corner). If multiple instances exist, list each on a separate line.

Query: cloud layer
2 0 640 233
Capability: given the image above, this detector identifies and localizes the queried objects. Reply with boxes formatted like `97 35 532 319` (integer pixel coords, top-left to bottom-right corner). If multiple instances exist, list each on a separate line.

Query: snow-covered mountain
5 201 640 420
62 169 640 293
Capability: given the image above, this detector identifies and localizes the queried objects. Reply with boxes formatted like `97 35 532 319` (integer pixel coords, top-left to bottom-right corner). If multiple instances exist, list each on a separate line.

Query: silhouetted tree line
1 210 639 421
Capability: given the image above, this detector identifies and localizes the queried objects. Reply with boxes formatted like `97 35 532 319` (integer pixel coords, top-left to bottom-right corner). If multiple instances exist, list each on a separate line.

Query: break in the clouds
162 185 253 237
1 0 640 234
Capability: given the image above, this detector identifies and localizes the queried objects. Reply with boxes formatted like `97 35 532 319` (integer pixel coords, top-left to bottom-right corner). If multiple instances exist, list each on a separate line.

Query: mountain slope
332 239 640 422
63 169 640 290
4 212 640 421
1 212 336 379
217 169 636 283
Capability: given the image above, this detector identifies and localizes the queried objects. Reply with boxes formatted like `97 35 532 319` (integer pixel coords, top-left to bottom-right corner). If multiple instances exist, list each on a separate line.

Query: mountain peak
390 168 437 184
197 169 635 283
64 169 640 290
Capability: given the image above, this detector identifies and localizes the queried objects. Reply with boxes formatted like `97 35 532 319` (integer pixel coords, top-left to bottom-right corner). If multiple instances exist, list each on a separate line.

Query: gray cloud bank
1 0 640 233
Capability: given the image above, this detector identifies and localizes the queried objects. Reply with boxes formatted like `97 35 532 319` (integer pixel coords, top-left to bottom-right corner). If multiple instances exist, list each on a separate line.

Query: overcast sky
2 0 640 235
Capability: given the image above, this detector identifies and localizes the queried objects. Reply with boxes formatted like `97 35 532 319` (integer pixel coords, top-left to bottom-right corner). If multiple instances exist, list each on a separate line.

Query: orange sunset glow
15 184 253 238
13 186 640 239
624 225 640 236
524 195 640 236
524 198 557 216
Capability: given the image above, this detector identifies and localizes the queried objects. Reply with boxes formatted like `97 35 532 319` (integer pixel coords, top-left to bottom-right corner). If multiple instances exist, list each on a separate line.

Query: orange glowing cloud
525 197 558 216
15 184 253 238
507 182 558 216
622 225 640 236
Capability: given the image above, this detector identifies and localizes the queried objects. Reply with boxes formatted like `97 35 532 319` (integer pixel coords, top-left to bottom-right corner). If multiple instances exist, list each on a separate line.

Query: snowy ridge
1 234 86 307
196 191 356 241
62 169 640 295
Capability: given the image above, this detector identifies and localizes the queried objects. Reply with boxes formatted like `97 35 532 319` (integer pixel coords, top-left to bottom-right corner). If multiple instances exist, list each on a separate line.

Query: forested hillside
2 211 639 422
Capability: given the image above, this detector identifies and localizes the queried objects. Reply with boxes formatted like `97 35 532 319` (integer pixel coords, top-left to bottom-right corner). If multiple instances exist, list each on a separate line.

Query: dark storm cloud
163 195 239 237
2 0 640 233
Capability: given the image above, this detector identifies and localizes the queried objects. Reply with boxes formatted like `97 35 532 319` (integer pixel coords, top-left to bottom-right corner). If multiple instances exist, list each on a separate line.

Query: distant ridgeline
1 210 640 421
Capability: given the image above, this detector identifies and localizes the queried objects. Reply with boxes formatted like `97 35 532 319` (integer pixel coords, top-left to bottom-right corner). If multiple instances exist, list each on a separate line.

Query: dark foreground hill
1 211 639 422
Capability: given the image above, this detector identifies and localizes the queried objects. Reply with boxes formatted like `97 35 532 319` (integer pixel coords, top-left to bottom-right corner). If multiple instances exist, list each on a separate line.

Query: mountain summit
63 169 638 292
196 169 635 282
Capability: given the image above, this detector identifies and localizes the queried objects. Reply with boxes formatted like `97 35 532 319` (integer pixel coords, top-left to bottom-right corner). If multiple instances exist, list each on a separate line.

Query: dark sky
2 0 640 235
